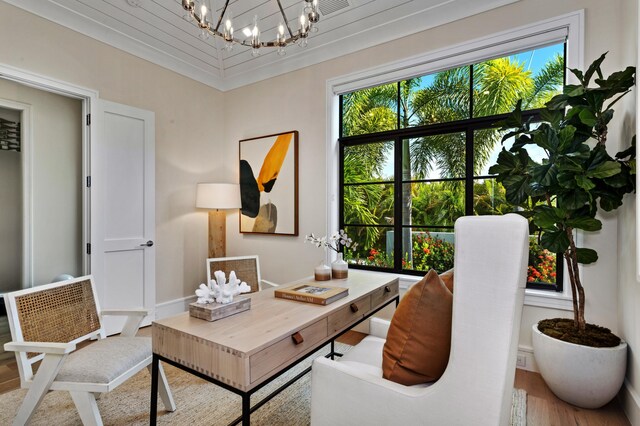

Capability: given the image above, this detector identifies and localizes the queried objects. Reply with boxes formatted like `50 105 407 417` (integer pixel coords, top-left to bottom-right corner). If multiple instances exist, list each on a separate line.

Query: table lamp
196 183 242 258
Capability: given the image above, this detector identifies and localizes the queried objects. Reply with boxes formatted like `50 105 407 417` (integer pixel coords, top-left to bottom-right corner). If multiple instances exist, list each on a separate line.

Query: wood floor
0 329 630 425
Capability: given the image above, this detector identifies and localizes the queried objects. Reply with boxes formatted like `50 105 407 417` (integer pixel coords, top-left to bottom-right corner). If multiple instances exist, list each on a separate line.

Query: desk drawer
371 281 399 308
250 317 328 384
328 295 371 334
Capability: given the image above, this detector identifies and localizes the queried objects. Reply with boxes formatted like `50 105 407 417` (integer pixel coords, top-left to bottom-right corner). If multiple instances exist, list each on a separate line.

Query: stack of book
275 283 348 305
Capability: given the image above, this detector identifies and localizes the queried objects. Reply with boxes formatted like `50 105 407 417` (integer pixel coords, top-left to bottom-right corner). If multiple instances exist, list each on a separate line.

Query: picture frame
239 130 298 235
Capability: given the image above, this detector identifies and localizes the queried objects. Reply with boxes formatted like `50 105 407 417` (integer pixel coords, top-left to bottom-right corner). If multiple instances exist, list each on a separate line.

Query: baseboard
155 294 197 319
516 345 538 372
619 379 640 425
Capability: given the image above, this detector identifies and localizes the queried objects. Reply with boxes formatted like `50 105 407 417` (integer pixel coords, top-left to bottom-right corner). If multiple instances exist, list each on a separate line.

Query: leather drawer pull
291 332 304 345
350 303 359 313
384 285 391 293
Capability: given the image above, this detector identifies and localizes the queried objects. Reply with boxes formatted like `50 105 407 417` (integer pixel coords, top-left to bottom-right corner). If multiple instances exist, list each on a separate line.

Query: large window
339 43 565 290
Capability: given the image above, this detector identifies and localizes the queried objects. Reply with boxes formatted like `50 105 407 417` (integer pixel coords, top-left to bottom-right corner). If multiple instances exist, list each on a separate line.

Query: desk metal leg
150 354 159 425
242 393 251 426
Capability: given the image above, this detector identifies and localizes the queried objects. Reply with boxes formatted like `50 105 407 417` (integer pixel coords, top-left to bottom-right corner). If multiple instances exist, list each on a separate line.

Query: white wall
0 80 83 287
224 0 633 371
0 107 22 292
616 0 639 422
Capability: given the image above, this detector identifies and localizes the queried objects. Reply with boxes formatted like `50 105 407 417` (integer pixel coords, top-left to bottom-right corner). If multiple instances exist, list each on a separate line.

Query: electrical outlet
516 354 526 368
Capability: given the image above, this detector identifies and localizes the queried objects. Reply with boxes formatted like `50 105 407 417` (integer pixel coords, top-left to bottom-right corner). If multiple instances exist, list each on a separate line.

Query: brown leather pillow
382 269 453 385
440 268 454 293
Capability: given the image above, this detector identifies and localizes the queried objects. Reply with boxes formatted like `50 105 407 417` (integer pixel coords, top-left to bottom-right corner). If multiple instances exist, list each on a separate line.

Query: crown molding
3 0 518 92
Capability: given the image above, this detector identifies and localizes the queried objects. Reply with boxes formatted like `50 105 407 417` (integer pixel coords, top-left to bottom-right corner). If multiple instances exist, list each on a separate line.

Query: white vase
314 261 331 281
532 323 627 409
331 252 348 279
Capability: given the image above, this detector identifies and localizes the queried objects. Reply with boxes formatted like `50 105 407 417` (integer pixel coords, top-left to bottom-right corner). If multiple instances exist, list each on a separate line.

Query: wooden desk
150 270 399 425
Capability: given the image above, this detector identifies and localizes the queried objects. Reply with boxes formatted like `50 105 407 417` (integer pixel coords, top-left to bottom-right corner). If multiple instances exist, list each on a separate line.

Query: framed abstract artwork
239 130 298 235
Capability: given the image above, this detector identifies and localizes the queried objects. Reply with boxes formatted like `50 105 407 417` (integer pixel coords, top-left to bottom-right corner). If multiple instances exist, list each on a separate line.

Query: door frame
0 62 98 287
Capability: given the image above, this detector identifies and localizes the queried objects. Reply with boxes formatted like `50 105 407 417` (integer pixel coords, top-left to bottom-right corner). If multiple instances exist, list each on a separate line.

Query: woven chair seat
56 336 151 384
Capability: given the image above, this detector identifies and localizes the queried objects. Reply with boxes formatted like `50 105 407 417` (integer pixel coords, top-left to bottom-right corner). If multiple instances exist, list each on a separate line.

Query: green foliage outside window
340 45 565 287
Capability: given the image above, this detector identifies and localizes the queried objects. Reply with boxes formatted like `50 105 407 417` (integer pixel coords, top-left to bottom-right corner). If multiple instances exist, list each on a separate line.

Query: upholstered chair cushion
382 269 453 385
56 336 151 383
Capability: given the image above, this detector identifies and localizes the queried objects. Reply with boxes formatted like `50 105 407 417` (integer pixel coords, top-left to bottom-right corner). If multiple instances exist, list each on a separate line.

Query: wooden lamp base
208 210 227 258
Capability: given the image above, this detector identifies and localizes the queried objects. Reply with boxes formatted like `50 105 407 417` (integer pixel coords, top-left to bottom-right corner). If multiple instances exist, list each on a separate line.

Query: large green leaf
575 175 596 191
557 126 576 152
587 161 621 179
532 125 559 151
503 174 530 205
576 247 598 264
531 163 558 186
596 190 624 211
578 108 597 127
533 205 566 228
566 217 602 232
557 189 590 210
583 53 607 85
557 170 578 189
511 134 533 150
603 172 629 188
540 229 571 253
488 149 520 176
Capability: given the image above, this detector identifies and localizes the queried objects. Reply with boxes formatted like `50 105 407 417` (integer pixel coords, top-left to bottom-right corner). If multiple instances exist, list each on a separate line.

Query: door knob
140 240 154 247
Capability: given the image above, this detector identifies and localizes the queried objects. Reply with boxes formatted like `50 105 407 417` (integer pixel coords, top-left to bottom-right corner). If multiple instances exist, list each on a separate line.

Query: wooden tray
189 297 251 321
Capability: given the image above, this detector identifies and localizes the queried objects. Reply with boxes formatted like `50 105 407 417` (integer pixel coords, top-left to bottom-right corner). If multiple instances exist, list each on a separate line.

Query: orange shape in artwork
257 132 292 192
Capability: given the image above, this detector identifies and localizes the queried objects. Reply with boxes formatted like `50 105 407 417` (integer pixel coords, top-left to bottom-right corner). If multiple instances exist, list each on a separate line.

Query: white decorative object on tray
190 269 252 321
194 270 251 305
195 283 215 304
212 270 251 304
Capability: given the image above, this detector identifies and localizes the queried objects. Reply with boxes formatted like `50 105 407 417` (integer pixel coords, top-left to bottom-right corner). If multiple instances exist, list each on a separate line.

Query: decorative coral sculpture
210 270 251 304
195 283 215 304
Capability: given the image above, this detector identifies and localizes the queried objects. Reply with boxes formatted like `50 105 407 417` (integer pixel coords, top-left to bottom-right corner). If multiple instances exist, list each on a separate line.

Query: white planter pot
532 324 627 409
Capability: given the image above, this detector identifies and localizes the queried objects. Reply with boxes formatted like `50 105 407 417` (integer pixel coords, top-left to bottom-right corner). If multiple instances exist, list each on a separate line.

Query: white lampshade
196 183 242 210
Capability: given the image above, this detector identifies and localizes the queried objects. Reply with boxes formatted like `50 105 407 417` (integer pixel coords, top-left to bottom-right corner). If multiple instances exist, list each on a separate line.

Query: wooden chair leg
70 391 103 426
147 364 176 412
13 354 67 426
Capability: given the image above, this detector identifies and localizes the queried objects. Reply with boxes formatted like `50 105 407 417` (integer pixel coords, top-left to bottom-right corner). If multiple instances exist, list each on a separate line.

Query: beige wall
617 0 639 422
0 80 83 288
0 2 226 301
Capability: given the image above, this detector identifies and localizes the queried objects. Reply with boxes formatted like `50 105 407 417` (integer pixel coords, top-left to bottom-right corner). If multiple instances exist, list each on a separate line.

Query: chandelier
181 0 320 56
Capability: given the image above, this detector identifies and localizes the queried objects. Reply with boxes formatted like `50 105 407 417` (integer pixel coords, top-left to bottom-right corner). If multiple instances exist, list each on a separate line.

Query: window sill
394 273 573 311
524 289 573 311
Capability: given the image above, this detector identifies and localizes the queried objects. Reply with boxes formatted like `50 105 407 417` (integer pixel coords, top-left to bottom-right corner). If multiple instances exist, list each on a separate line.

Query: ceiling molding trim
3 0 519 92
3 0 225 90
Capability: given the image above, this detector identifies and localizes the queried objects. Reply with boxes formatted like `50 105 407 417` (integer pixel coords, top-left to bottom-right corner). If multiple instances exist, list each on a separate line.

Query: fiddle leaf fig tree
489 53 635 339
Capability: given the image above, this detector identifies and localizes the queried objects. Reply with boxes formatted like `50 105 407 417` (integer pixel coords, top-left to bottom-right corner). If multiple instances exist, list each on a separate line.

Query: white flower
305 230 358 253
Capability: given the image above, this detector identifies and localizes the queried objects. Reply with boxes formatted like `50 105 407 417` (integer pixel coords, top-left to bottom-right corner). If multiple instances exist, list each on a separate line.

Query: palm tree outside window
339 43 565 291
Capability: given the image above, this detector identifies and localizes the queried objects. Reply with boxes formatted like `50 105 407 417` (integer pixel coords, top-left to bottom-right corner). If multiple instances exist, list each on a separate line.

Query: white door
92 100 155 335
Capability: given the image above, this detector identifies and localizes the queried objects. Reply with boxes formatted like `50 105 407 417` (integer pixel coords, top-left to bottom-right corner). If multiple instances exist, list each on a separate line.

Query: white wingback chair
311 214 529 426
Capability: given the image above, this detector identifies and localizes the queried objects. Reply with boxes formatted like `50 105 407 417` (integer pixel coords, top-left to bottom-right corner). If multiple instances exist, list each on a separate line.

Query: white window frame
325 10 585 310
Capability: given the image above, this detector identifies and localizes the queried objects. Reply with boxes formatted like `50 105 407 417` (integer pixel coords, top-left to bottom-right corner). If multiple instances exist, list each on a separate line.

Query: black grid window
339 43 566 291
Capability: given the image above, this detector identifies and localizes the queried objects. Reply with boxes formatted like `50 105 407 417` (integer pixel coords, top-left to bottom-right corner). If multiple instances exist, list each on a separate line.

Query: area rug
0 343 526 425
